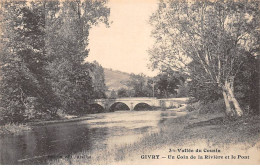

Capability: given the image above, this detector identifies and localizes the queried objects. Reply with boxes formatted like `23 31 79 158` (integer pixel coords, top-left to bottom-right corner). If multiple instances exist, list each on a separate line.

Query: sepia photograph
0 0 259 165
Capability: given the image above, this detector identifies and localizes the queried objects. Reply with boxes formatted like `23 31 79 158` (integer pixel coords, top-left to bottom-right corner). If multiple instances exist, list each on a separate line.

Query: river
0 110 184 164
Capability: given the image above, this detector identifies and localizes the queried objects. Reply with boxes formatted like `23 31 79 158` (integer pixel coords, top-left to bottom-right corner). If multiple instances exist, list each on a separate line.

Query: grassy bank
49 105 260 164
0 123 31 135
0 112 89 135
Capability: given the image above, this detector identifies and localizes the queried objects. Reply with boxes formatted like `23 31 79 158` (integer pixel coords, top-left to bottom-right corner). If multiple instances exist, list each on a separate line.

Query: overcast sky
87 0 159 76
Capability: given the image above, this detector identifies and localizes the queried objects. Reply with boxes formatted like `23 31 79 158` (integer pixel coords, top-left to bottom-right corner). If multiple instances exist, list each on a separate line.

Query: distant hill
103 68 131 92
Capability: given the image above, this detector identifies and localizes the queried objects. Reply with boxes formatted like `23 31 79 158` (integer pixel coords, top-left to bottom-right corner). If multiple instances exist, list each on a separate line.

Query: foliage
124 71 187 98
0 0 110 122
0 1 59 122
176 83 189 98
114 70 187 98
153 69 185 98
117 88 129 98
234 55 259 115
126 73 152 97
188 79 222 103
109 90 117 99
45 0 110 115
198 99 226 114
186 104 196 112
186 99 225 114
88 61 107 99
149 0 260 117
0 123 31 135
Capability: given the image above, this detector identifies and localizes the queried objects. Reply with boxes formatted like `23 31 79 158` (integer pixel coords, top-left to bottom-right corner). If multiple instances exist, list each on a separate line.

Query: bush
188 79 222 103
176 84 189 97
186 101 200 112
198 99 225 114
187 97 198 104
0 123 31 135
186 104 196 112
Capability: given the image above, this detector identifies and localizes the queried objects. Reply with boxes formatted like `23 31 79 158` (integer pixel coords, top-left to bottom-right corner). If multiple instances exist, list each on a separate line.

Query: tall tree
149 0 259 117
154 69 184 98
0 1 59 122
88 61 107 99
46 0 110 114
0 0 110 122
117 88 129 98
127 73 152 97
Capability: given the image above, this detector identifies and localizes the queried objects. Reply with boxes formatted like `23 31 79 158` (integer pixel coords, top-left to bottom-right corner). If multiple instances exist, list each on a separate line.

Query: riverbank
0 115 89 135
49 107 260 165
0 123 31 135
28 115 94 126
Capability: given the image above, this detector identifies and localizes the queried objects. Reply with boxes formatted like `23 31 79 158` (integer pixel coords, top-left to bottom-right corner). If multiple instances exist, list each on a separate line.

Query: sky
87 0 159 77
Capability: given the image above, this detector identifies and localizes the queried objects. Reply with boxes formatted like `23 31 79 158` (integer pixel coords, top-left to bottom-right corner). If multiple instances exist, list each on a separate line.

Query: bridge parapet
94 97 157 102
91 97 189 111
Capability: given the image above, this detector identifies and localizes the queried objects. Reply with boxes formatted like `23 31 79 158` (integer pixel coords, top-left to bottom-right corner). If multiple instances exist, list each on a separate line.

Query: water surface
0 110 182 164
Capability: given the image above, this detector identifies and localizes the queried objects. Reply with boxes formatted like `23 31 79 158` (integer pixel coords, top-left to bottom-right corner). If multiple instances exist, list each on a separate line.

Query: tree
149 0 260 117
127 73 152 97
88 61 107 99
154 69 184 98
109 90 117 99
45 0 110 114
233 54 259 114
0 0 111 122
0 1 59 122
117 88 129 98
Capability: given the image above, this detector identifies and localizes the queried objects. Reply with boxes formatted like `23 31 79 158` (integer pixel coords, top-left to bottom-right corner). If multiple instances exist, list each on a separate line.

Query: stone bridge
90 97 188 112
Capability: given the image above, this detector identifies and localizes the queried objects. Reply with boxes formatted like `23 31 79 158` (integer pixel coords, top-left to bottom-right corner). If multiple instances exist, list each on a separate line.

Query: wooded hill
104 68 131 94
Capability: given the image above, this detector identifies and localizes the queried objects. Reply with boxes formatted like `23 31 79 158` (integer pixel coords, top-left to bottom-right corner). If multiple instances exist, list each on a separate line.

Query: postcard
0 0 259 165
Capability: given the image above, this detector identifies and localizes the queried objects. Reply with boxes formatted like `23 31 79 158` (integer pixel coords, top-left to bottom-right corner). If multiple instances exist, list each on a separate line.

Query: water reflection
0 110 183 164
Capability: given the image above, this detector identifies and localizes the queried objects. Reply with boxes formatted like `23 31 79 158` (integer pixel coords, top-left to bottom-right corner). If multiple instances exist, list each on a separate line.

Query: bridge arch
109 102 130 112
89 103 105 113
133 102 152 111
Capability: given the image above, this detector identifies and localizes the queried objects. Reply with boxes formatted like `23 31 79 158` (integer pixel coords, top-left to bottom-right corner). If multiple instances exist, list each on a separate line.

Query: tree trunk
224 78 243 117
222 91 233 117
226 84 243 117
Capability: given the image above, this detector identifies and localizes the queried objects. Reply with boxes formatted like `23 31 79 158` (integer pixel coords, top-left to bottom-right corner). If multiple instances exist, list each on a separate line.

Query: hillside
104 68 131 92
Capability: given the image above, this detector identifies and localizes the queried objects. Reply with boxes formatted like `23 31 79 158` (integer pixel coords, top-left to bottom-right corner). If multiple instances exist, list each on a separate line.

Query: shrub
187 97 198 104
186 101 200 112
198 99 225 114
176 84 189 97
186 104 196 112
0 123 31 135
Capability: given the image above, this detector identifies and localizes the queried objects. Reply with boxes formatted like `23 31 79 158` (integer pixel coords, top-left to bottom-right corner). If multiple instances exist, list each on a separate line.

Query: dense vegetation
0 0 109 123
149 0 259 117
114 69 188 98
